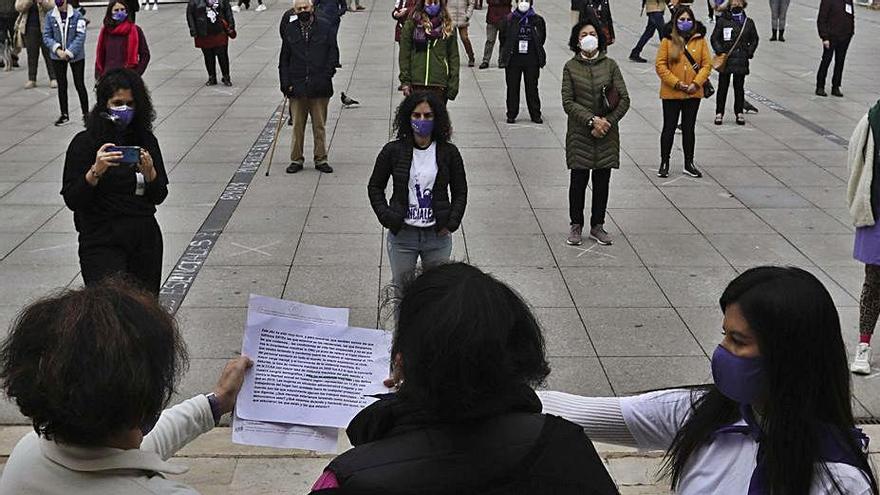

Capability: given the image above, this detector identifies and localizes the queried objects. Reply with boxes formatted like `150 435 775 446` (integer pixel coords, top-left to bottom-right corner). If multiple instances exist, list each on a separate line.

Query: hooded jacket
710 12 758 76
655 20 712 99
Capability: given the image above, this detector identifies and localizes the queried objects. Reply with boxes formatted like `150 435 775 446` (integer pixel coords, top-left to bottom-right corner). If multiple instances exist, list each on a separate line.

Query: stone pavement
1 0 880 490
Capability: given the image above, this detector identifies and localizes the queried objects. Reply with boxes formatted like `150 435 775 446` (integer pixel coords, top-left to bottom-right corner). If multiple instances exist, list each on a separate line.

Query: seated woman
0 276 251 494
309 262 619 494
541 266 879 494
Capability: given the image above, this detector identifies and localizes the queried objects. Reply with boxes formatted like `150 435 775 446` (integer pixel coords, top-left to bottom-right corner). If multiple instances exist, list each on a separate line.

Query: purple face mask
411 119 434 137
111 10 127 21
677 19 693 32
711 345 765 404
109 105 135 127
424 3 441 16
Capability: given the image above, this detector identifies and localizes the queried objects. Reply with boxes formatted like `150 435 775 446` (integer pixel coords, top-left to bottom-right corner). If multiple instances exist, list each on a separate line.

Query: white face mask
579 34 598 53
517 1 530 12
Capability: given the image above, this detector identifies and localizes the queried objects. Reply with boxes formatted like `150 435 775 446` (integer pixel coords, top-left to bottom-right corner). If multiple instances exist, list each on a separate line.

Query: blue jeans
386 225 452 288
631 12 665 56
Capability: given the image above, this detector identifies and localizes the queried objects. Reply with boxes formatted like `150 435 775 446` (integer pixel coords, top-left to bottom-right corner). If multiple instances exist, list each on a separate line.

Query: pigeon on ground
341 92 359 107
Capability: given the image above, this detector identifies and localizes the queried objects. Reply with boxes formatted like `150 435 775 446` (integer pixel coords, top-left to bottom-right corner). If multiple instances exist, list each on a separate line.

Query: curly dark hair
0 276 188 446
569 17 606 54
393 263 550 419
392 91 453 143
87 68 156 140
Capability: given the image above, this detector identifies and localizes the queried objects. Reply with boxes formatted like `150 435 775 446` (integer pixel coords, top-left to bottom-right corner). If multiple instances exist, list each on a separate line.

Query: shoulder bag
712 17 746 72
682 41 715 99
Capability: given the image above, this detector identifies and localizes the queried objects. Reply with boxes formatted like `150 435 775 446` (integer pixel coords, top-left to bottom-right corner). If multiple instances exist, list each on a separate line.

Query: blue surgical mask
109 105 135 127
111 10 128 21
424 3 441 16
677 19 693 32
711 345 765 404
411 118 434 137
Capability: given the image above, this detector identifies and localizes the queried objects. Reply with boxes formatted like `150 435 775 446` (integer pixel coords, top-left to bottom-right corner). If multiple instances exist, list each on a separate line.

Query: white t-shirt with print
619 390 874 495
404 142 438 228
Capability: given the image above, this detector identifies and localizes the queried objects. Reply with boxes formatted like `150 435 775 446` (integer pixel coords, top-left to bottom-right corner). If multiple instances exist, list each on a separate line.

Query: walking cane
264 96 288 177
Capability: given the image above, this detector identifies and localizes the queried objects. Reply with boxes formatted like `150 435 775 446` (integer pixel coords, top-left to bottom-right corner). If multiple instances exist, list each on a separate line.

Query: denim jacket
42 5 86 61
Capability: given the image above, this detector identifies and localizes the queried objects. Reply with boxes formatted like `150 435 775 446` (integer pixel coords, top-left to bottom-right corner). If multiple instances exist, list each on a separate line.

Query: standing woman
499 0 545 124
42 0 88 127
16 0 56 88
768 0 789 40
446 0 474 67
398 0 460 103
94 0 150 81
187 0 235 86
541 267 879 494
579 0 614 47
655 5 710 178
711 0 757 126
60 68 168 295
392 0 415 43
563 20 629 247
367 92 467 288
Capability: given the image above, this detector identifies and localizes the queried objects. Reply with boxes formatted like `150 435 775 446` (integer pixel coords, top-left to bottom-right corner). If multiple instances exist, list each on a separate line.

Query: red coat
487 0 511 25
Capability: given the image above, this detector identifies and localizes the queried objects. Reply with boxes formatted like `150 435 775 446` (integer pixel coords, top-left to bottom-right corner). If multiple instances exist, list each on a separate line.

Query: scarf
95 21 140 78
412 12 444 49
512 7 534 25
713 405 870 494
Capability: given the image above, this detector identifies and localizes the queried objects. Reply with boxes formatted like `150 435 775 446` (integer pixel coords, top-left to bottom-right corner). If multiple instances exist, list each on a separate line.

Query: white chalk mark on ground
229 240 280 257
570 242 617 259
27 242 77 253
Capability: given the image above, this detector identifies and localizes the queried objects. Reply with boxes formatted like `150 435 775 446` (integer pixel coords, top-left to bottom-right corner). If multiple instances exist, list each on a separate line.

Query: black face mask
298 11 311 23
731 6 744 13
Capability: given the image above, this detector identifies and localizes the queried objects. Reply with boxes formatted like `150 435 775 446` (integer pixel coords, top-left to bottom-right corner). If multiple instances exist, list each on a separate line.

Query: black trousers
201 45 230 78
78 216 164 295
25 26 55 81
505 63 541 120
715 72 746 115
569 168 612 227
661 98 700 163
817 36 851 90
53 58 89 117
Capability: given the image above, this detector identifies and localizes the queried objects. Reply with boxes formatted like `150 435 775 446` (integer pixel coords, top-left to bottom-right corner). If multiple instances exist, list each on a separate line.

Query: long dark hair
663 266 879 494
102 0 129 28
392 263 550 418
87 68 156 141
393 91 453 144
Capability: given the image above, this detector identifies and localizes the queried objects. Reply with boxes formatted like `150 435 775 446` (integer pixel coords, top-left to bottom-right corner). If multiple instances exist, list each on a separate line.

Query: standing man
629 0 666 62
280 0 338 174
815 0 853 97
478 0 510 69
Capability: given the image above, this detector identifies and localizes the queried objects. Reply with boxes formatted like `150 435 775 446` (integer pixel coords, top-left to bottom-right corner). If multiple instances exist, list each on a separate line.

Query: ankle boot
770 29 777 41
778 29 785 42
658 160 670 178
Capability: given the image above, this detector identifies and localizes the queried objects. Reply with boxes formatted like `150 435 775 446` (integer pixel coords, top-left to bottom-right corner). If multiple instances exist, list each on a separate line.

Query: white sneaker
851 343 872 375
231 4 240 11
151 3 158 10
255 3 266 11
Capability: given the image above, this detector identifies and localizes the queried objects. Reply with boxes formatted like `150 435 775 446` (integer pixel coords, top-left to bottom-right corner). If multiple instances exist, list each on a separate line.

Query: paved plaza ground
1 0 880 491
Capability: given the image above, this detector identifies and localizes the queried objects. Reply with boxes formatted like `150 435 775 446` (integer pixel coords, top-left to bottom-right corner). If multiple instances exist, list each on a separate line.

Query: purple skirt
854 222 880 265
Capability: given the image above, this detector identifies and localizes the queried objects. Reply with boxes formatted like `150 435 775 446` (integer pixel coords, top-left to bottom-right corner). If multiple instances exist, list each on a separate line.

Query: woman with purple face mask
61 69 169 295
368 92 467 290
540 266 879 494
94 0 150 80
398 0 460 102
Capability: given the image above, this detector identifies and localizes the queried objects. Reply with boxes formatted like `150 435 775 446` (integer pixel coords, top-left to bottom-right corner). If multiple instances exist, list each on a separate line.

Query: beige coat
0 396 214 495
447 0 475 27
847 113 876 228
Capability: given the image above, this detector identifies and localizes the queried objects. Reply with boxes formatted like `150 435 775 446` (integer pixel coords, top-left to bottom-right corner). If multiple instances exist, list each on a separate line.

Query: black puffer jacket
187 0 234 38
710 12 758 76
499 12 546 68
278 10 339 98
367 139 467 234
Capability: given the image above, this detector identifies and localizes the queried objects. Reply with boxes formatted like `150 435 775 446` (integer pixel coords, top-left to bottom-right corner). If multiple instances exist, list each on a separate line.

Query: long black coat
710 13 758 76
498 13 546 68
278 10 339 98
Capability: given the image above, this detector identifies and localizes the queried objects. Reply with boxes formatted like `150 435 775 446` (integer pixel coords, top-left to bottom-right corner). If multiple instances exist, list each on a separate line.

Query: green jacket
562 53 630 170
398 18 460 100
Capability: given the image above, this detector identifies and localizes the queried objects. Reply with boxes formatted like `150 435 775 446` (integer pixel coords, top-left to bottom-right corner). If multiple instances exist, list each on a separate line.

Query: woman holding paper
368 91 468 289
0 276 252 494
309 263 619 493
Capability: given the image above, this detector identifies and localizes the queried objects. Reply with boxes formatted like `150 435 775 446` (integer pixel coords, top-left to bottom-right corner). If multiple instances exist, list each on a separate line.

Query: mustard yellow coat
655 29 713 100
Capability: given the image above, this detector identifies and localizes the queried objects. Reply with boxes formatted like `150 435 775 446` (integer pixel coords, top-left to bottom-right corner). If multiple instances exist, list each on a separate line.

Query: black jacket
367 139 467 235
499 12 546 68
187 0 235 38
61 128 168 233
310 392 620 495
278 10 339 98
710 13 758 75
817 0 854 41
579 0 614 45
314 0 346 24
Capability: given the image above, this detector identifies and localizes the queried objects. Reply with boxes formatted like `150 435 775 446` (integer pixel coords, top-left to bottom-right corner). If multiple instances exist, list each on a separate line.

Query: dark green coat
562 53 630 170
398 18 460 100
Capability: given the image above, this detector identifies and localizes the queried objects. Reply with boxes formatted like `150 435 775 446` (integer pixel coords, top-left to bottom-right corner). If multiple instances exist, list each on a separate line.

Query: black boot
770 29 777 41
684 161 702 178
658 160 670 178
778 29 785 42
831 87 844 97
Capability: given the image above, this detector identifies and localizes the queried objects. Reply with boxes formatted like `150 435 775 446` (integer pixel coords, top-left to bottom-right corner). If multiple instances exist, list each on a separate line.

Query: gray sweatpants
769 0 791 30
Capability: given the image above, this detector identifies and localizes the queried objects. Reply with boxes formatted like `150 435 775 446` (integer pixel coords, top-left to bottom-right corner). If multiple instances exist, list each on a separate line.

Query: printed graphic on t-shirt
408 182 434 222
405 143 438 228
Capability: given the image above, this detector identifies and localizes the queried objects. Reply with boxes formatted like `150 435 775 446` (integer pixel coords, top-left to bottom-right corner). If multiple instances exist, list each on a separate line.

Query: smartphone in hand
106 146 140 165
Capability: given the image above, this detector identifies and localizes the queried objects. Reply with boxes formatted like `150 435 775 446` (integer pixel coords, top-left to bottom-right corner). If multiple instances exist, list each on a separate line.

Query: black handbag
600 84 620 116
682 44 714 99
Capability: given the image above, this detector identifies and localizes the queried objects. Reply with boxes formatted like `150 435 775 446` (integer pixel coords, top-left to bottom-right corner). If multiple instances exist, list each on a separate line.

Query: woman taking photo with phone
61 68 168 295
